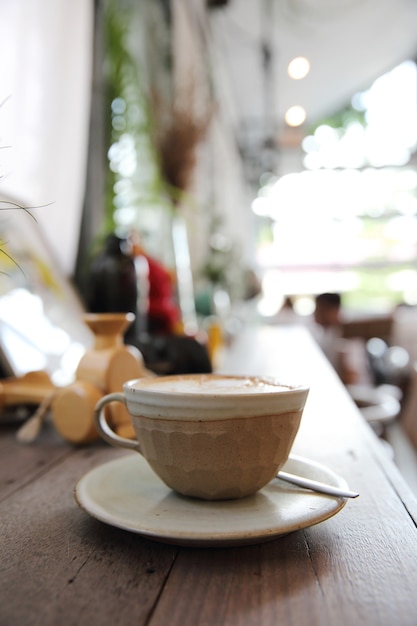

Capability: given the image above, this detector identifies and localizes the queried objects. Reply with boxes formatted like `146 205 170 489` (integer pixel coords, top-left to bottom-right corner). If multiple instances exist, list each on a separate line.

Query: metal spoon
276 470 359 498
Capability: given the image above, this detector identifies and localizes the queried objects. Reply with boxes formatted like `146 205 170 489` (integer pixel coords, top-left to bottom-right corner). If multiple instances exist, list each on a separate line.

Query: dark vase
87 234 139 342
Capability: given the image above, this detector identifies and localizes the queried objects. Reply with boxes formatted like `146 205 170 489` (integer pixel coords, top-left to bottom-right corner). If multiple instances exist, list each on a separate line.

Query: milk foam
131 375 294 395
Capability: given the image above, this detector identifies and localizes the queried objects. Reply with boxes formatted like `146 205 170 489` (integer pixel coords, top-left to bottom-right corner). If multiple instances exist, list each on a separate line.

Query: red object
146 254 181 333
130 239 180 334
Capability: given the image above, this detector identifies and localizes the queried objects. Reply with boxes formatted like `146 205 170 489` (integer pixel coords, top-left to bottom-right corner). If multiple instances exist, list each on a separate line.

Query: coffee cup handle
94 392 141 453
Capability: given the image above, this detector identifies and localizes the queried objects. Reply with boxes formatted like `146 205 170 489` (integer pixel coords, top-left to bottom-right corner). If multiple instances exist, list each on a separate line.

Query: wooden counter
1 325 417 626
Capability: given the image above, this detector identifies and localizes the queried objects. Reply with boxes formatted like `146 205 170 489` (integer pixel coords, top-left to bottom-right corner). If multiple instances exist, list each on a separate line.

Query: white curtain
0 0 94 276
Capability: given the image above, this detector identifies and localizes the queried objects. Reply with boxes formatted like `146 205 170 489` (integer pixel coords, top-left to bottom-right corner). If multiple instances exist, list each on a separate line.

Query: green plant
103 0 211 227
102 0 170 238
0 201 38 274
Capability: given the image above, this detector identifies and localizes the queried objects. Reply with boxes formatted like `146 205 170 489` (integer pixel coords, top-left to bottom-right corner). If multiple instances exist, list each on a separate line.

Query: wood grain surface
1 325 417 626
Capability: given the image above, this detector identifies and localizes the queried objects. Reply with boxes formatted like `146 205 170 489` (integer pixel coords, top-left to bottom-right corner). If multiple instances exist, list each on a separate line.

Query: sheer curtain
0 0 94 276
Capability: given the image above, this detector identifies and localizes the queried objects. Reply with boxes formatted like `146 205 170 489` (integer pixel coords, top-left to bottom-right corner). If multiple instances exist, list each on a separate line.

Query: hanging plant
150 83 212 206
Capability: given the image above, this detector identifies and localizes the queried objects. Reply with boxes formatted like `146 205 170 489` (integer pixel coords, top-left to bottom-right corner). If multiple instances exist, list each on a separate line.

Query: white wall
0 0 94 276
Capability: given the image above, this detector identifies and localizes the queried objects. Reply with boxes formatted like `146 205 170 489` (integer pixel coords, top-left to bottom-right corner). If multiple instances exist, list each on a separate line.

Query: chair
347 383 401 437
400 363 417 451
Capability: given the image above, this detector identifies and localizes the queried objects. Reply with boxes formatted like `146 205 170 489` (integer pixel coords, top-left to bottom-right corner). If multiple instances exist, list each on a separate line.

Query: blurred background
1 0 417 371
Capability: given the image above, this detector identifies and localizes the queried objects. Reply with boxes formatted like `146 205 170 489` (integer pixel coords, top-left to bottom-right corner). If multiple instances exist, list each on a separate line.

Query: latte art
130 374 295 396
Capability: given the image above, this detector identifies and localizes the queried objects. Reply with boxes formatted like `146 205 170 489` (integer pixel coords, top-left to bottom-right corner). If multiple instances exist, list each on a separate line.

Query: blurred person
311 292 369 386
313 292 341 328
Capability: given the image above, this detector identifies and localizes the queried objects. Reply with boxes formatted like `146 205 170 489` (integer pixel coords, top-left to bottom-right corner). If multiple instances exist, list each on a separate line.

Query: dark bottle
87 234 138 340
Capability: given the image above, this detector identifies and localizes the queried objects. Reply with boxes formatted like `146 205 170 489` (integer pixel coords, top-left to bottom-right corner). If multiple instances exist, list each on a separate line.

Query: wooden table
2 325 417 626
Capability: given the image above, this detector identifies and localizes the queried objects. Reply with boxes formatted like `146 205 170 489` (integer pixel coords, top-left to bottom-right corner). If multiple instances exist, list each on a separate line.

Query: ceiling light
288 56 310 80
285 106 306 127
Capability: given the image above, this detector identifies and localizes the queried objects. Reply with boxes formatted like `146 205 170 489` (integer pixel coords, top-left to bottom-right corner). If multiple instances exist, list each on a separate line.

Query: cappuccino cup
93 374 309 500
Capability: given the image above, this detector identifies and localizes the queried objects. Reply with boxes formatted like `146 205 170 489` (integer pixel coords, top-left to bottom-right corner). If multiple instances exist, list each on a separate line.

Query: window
255 61 417 315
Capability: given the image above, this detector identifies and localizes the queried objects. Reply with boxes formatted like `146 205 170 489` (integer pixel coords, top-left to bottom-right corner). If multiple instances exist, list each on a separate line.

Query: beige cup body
131 410 303 499
94 374 309 500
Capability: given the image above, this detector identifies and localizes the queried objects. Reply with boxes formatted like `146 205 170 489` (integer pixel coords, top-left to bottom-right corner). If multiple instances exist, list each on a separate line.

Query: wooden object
341 313 394 343
16 391 57 444
75 313 144 391
0 371 57 444
1 325 417 625
52 313 147 443
0 370 55 411
51 380 103 444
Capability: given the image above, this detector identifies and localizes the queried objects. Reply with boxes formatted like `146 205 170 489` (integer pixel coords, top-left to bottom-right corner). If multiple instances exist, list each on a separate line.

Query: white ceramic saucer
74 454 348 547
